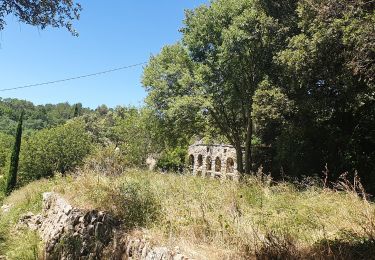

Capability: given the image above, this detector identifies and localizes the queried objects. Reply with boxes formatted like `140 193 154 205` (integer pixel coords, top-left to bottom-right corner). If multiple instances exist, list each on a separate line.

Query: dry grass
1 169 375 259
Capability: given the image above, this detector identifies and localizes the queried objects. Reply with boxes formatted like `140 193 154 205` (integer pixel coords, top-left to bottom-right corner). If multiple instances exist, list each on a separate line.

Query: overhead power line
0 62 147 92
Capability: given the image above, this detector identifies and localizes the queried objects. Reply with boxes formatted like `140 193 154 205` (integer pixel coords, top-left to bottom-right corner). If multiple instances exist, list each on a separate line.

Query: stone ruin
188 142 240 181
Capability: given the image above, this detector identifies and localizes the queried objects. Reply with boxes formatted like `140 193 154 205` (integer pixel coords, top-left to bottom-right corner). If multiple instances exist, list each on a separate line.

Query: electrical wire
0 62 147 92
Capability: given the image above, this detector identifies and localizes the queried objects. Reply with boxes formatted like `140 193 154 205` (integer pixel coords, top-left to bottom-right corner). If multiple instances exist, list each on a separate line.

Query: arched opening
197 154 203 168
189 155 194 172
206 156 212 171
215 157 221 172
226 158 234 173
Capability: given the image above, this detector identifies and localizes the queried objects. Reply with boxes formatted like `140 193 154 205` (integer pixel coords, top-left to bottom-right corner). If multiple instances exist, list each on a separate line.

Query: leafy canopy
0 0 82 35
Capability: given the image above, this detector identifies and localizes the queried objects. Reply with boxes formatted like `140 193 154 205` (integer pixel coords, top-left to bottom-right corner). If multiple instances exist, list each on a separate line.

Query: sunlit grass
1 170 374 259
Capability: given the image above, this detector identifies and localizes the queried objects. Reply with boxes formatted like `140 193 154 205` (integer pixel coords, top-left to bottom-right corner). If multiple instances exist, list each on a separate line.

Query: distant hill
0 98 91 135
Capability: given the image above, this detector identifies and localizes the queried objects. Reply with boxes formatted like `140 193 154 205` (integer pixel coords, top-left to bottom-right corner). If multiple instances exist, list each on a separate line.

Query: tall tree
143 0 286 174
0 0 82 35
73 103 81 118
5 111 23 195
142 44 207 149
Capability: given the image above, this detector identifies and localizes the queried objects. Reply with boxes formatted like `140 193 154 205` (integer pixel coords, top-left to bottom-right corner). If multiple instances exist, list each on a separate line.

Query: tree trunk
244 116 253 174
235 143 244 174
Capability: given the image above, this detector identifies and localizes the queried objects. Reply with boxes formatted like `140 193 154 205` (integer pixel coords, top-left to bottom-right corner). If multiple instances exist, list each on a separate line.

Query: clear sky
0 1 208 109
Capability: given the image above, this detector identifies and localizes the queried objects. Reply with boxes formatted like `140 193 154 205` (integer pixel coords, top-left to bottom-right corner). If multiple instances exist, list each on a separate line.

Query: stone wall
188 143 239 180
20 192 191 260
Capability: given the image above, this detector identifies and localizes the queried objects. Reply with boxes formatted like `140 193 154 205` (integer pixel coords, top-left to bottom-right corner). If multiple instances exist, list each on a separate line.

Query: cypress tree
6 111 24 195
73 103 80 118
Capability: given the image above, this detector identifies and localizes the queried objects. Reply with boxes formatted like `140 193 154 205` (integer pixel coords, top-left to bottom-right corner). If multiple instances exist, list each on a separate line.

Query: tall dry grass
1 168 374 259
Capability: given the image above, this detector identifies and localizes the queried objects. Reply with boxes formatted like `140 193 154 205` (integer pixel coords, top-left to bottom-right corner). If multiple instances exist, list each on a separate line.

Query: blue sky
0 1 208 108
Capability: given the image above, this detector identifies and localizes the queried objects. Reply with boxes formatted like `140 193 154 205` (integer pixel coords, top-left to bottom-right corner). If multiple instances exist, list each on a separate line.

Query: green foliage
83 144 126 176
81 105 167 168
6 112 23 195
118 180 160 229
19 120 92 183
0 132 14 175
273 0 375 187
0 0 82 35
0 98 90 136
112 108 156 167
143 0 294 173
142 44 206 147
156 146 187 172
142 0 374 191
73 103 81 118
252 79 294 138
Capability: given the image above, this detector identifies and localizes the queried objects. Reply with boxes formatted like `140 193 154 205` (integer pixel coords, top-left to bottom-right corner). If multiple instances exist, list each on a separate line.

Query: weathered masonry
188 143 239 180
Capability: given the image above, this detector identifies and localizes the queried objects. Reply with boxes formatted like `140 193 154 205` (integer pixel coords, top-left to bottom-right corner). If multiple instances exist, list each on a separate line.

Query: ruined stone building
188 142 240 180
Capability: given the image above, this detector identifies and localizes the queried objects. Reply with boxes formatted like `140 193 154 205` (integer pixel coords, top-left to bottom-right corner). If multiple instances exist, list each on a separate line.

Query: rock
18 212 43 230
20 192 193 260
1 204 12 213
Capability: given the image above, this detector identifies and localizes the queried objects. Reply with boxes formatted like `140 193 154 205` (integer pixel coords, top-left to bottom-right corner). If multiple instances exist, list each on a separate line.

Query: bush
0 132 13 177
156 146 186 172
118 180 160 229
82 145 125 176
19 120 92 183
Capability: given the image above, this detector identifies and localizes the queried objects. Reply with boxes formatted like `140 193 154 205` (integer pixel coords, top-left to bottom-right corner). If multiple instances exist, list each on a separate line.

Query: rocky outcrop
20 192 117 259
111 235 188 260
20 192 191 260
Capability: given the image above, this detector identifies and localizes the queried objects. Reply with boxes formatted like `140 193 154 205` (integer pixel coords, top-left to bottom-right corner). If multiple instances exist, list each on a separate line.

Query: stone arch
206 156 212 171
226 157 234 173
215 157 221 172
189 155 194 171
197 154 203 167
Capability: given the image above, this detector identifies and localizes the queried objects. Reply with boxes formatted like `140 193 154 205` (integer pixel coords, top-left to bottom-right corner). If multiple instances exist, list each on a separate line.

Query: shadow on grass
311 238 375 260
255 234 375 260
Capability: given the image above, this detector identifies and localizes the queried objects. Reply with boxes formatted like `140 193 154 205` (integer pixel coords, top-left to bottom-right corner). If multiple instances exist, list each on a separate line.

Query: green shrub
118 180 160 229
19 120 92 184
156 146 186 172
83 144 125 176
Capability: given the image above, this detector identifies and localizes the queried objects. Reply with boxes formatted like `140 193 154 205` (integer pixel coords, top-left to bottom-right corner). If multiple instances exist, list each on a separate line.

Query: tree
73 103 81 118
0 0 82 35
112 107 163 167
5 111 23 195
143 0 286 174
275 0 375 188
142 44 207 149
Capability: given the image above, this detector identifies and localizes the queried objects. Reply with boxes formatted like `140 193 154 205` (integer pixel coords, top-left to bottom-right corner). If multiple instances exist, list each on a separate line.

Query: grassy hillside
1 170 374 259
